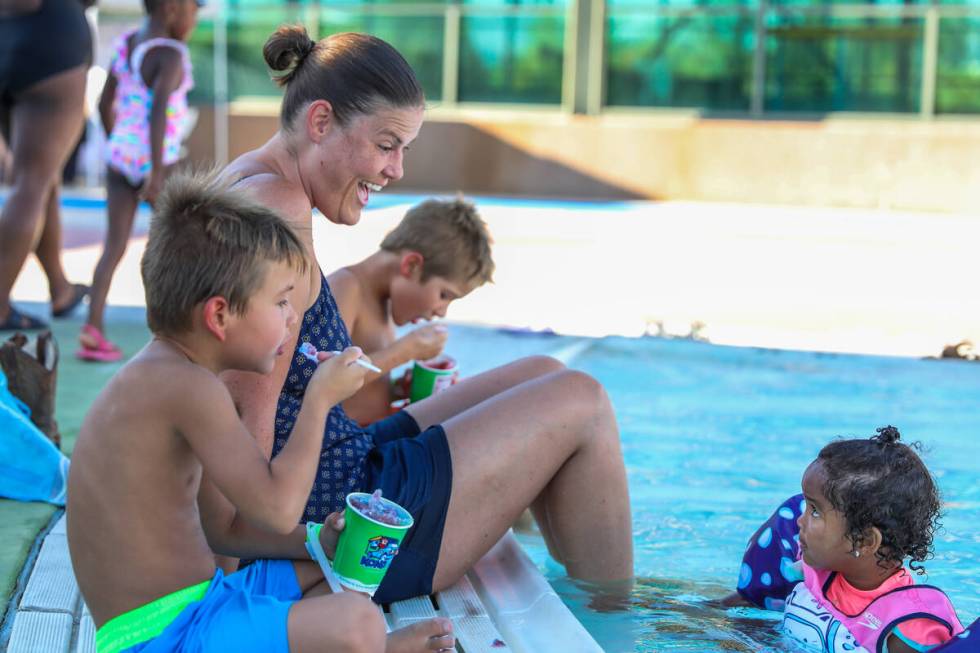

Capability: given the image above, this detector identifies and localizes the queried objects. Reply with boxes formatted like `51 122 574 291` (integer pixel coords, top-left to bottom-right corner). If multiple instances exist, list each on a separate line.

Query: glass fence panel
188 9 443 102
462 0 567 5
937 16 980 114
458 14 565 103
765 13 923 112
187 18 216 104
609 0 756 6
319 12 445 102
184 2 979 116
606 10 754 110
225 5 308 99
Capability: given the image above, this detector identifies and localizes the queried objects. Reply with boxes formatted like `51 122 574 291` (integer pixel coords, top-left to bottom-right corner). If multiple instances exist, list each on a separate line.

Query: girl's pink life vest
803 563 964 653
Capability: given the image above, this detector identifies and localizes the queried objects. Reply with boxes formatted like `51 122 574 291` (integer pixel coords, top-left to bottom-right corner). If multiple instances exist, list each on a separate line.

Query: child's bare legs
290 561 454 653
84 167 140 334
405 359 634 589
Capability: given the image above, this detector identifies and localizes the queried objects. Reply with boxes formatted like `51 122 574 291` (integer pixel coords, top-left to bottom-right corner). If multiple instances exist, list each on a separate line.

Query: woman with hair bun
218 25 633 608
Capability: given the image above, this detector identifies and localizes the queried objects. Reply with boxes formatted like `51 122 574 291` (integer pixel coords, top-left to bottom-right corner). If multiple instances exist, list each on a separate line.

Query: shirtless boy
328 197 494 425
66 171 453 653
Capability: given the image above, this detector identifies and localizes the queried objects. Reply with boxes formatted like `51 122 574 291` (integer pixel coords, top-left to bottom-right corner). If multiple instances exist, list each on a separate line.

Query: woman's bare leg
408 355 565 549
0 65 86 322
406 363 633 590
409 355 565 428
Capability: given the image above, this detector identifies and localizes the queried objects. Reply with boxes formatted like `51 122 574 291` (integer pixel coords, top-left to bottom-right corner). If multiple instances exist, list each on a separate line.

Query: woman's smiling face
310 103 424 226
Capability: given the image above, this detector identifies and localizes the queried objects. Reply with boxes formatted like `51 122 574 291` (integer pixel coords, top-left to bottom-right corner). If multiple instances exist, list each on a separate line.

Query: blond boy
329 197 494 425
66 172 453 653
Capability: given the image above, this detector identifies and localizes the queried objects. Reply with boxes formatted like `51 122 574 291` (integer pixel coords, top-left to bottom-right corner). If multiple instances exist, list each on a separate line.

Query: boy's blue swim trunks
99 560 301 653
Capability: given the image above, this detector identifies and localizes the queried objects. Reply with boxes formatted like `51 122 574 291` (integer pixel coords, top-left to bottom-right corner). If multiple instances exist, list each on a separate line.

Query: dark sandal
51 283 89 318
0 306 49 331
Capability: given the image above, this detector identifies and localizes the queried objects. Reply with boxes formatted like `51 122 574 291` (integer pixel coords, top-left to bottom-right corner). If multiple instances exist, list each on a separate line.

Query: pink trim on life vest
803 564 964 653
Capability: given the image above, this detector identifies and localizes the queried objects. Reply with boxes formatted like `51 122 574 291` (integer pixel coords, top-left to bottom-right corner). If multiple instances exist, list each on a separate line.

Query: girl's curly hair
817 426 941 575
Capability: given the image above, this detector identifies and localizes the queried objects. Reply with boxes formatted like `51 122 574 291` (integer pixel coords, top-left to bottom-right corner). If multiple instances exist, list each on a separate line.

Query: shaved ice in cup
331 490 413 595
409 355 458 403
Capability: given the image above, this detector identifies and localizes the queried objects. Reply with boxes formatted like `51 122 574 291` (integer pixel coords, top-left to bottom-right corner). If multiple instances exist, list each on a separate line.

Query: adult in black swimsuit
0 0 93 330
220 26 634 604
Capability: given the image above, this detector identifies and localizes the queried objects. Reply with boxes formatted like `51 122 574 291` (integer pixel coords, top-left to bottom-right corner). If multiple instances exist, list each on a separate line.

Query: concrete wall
186 103 980 213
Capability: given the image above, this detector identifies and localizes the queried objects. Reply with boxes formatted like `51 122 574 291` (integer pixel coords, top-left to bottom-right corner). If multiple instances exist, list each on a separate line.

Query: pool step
5 515 601 653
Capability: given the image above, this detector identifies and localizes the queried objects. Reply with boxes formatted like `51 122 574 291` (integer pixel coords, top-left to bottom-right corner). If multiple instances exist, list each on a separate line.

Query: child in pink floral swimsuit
77 0 200 362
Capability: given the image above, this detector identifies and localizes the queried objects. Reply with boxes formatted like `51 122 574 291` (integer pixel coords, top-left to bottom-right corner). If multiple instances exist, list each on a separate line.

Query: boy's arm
140 46 184 203
179 350 366 535
197 474 344 560
197 475 307 559
368 325 448 375
98 72 118 137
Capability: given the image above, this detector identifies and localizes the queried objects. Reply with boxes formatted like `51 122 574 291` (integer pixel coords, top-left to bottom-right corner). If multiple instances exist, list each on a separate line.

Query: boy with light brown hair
66 171 453 653
329 196 494 425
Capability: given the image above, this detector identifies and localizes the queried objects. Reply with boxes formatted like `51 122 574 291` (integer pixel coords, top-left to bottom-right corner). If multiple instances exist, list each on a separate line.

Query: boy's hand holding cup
405 324 448 362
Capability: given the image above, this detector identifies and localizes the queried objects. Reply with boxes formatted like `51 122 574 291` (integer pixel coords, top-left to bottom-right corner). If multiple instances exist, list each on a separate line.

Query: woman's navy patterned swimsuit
271 272 453 602
272 274 374 521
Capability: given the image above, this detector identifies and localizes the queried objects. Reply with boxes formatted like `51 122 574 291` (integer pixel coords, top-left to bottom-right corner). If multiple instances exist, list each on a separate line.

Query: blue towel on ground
0 369 69 505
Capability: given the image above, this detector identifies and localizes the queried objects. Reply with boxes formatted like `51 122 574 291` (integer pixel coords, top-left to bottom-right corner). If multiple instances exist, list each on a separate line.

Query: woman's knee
558 368 606 399
553 369 614 422
520 354 565 377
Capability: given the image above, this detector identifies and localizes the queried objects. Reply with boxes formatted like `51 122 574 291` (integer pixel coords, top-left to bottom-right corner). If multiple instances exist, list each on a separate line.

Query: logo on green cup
360 534 401 569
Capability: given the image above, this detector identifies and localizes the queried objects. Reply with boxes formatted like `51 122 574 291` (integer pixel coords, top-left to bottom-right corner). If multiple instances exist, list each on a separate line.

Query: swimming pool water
442 326 980 652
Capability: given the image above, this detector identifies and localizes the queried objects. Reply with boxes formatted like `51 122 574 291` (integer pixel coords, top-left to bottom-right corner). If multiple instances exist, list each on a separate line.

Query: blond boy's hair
380 197 494 286
141 170 308 335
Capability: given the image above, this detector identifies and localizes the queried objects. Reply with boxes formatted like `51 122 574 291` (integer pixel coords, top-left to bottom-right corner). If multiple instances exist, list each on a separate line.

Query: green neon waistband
95 579 211 653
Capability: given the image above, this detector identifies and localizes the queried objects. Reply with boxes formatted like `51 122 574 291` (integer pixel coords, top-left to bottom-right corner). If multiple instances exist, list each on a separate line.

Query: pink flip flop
76 324 123 363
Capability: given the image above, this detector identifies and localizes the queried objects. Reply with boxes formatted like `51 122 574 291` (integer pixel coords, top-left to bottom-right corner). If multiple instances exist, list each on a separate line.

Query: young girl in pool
738 426 965 653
